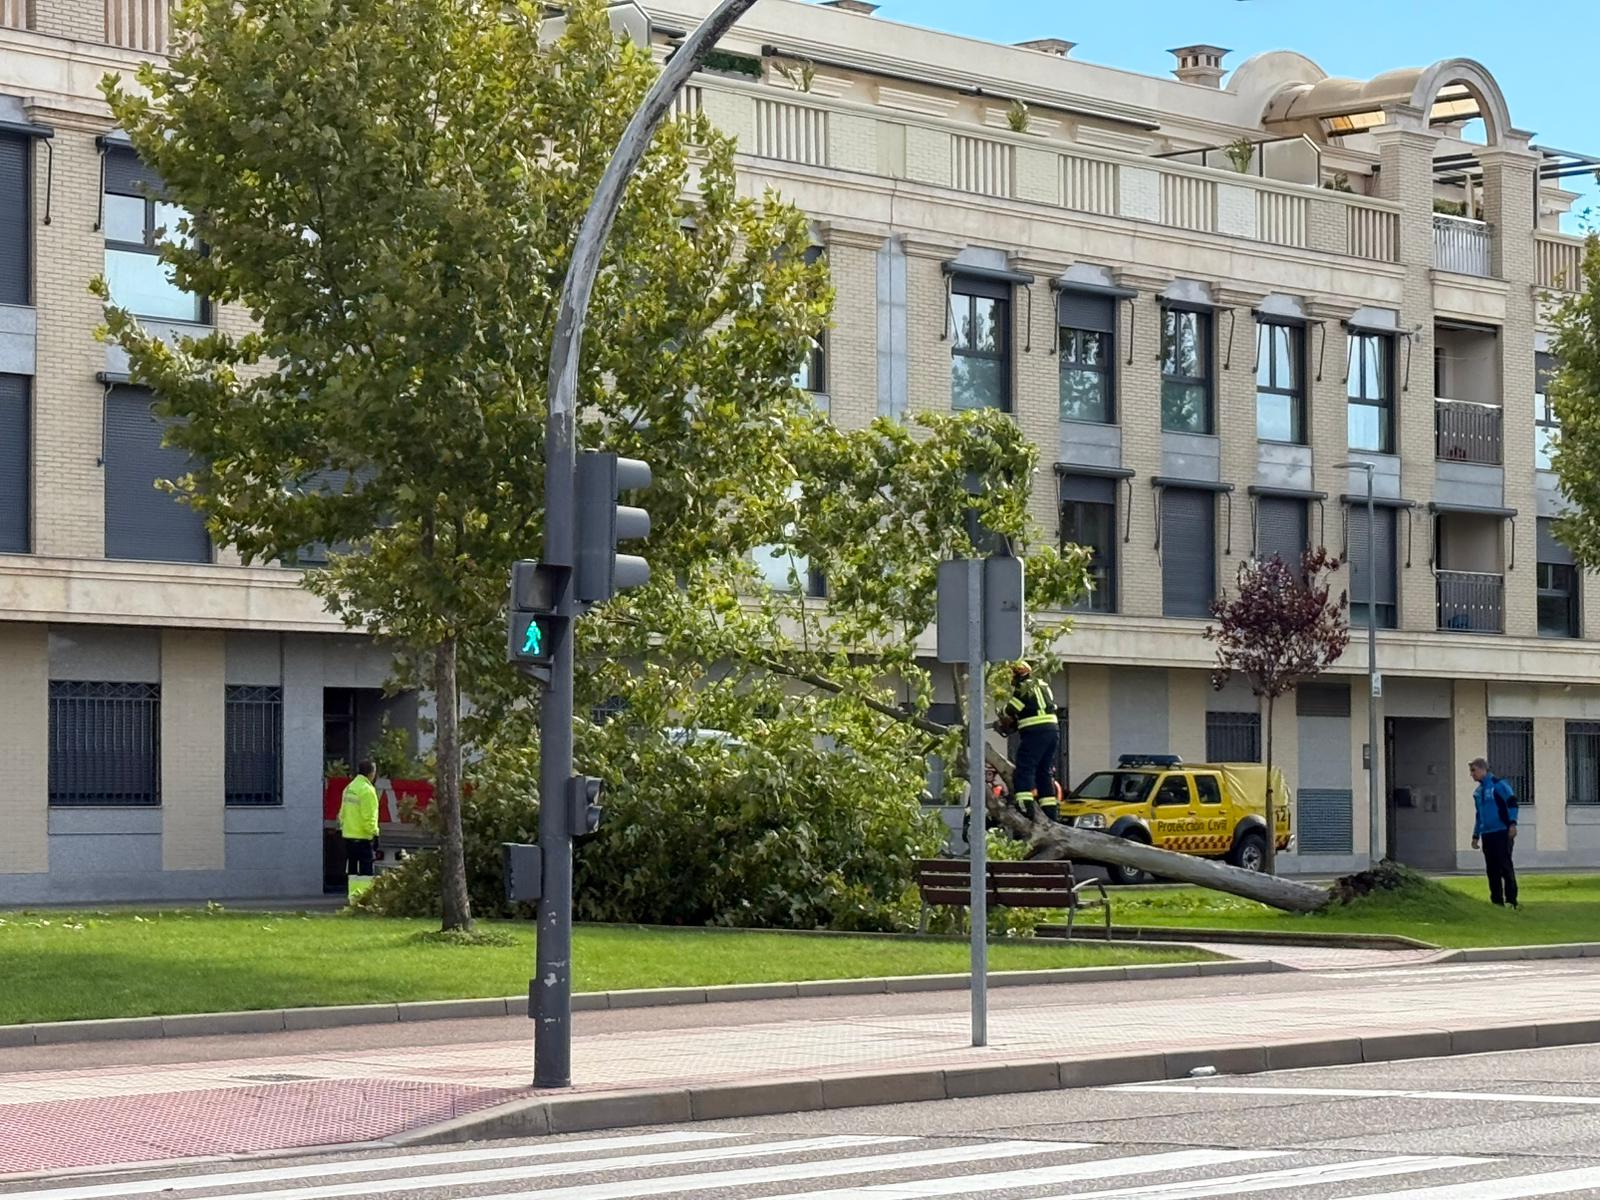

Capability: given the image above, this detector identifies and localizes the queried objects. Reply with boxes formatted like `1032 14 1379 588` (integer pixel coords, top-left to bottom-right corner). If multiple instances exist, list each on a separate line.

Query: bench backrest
914 858 1075 908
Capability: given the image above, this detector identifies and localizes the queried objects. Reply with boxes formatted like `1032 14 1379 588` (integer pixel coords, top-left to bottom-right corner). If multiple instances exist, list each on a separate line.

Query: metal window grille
1206 711 1261 763
225 684 283 806
48 681 160 806
1568 721 1600 806
1487 718 1533 807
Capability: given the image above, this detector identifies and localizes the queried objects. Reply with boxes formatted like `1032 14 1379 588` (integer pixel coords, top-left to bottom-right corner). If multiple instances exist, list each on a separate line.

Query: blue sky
860 0 1600 230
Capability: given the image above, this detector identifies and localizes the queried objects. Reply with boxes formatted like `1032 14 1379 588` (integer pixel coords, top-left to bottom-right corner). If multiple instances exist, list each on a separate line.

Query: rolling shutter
0 373 27 552
1346 505 1397 606
1059 473 1115 506
103 386 209 563
1056 290 1114 333
1257 496 1307 567
1161 487 1215 617
103 145 165 198
1538 517 1574 566
0 134 27 306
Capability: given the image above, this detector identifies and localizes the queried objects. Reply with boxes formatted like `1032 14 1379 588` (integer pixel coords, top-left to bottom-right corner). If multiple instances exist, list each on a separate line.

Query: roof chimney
1016 38 1075 58
1169 44 1230 88
821 0 879 13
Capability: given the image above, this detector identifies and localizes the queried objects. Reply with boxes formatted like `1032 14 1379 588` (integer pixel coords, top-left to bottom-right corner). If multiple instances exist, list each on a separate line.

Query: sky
849 0 1600 231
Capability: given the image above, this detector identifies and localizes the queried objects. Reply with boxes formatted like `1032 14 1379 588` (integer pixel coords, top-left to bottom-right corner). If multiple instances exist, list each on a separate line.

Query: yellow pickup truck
1058 754 1292 884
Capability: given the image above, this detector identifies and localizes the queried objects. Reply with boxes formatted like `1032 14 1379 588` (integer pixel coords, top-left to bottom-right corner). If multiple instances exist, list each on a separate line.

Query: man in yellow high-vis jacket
1002 662 1060 822
339 759 380 883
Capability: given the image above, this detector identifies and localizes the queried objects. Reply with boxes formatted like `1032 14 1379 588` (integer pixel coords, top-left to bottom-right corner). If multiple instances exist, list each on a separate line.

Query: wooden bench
914 857 1111 941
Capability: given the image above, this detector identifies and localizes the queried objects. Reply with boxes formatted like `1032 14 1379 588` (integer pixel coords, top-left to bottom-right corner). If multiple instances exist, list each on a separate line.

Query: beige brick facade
0 623 49 874
159 628 227 871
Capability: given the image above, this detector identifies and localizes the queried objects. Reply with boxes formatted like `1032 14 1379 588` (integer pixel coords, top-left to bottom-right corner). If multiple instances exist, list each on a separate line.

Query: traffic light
507 559 565 667
568 775 603 836
575 452 652 604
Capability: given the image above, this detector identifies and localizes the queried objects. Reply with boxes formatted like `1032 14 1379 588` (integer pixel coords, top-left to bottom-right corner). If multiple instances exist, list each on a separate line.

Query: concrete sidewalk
5 955 1600 1179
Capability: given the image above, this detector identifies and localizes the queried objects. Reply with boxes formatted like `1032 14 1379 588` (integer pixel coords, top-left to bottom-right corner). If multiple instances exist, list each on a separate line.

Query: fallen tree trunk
985 791 1331 915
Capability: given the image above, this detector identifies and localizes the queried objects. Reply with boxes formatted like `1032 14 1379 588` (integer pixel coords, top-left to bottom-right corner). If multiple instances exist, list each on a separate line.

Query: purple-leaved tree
1206 549 1351 875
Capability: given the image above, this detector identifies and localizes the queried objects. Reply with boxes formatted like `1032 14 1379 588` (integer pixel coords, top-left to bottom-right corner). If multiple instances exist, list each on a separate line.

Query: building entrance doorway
1384 716 1455 869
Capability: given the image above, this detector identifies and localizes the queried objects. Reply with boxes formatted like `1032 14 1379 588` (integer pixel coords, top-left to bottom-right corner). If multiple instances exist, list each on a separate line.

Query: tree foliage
1548 235 1600 566
1206 549 1349 874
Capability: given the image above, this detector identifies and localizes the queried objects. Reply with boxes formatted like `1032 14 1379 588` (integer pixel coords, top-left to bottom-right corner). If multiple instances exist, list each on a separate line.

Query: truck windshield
1072 772 1155 803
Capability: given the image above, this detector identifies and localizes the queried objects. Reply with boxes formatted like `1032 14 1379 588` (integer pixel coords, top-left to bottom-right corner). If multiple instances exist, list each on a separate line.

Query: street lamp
1334 459 1382 867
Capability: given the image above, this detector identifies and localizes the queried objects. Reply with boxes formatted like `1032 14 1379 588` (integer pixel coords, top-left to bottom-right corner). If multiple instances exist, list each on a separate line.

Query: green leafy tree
1547 235 1600 566
100 0 828 930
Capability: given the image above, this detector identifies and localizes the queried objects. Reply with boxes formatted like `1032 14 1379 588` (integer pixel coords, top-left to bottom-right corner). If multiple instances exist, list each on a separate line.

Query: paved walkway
3 955 1598 1178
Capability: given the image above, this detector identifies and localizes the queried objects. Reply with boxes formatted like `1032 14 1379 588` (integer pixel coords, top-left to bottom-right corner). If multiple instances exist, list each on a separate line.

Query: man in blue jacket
1469 757 1519 908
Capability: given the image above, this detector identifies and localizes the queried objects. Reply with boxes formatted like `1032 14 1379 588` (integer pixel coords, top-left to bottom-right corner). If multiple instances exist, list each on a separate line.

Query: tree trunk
1263 693 1277 876
433 635 473 932
986 791 1329 914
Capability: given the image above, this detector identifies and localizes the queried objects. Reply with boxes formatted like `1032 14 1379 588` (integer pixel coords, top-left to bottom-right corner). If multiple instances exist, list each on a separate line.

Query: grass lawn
1108 872 1600 948
0 911 1209 1025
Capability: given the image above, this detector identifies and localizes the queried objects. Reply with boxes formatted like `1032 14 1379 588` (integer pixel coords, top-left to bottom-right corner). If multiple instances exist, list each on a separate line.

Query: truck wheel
1107 830 1153 886
1229 829 1268 873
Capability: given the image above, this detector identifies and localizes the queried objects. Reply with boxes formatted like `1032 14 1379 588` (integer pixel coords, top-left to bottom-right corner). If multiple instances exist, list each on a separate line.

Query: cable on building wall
1222 488 1233 556
941 271 952 341
1122 476 1133 544
1314 320 1327 382
94 141 106 233
1222 307 1237 371
1124 297 1136 366
1022 283 1033 353
41 138 53 226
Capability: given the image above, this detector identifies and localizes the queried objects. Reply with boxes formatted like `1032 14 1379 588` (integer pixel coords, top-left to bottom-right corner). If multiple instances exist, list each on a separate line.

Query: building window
1256 320 1305 443
1161 487 1216 618
225 685 283 807
1059 475 1116 613
1207 711 1261 763
754 482 824 597
1347 332 1394 453
0 374 27 554
1537 517 1579 639
1488 718 1533 807
48 681 160 807
1346 504 1398 629
103 149 203 323
103 386 211 563
1536 352 1559 471
0 133 29 307
1256 496 1308 568
950 278 1011 411
1567 721 1600 806
1058 291 1115 424
1161 307 1212 434
791 246 827 394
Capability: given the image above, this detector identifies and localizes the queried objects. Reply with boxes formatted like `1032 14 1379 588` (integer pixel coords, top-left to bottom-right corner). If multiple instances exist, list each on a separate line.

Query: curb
389 1014 1600 1146
1047 924 1440 951
0 955 1273 1048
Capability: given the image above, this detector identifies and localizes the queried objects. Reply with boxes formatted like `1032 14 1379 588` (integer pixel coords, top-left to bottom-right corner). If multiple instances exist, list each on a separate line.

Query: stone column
160 629 227 871
0 623 49 876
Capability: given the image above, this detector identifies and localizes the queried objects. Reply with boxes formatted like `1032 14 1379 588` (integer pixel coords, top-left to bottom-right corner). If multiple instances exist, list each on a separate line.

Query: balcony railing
1437 570 1504 633
106 0 172 53
1 0 28 30
1537 233 1586 293
1435 398 1503 465
1433 215 1494 277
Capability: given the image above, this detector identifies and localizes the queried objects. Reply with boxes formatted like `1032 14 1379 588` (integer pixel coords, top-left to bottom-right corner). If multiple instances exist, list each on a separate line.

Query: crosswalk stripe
1344 1167 1600 1199
1 1132 736 1200
752 1148 1279 1199
1032 1154 1489 1200
471 1139 1087 1200
1110 1085 1600 1108
66 1135 903 1200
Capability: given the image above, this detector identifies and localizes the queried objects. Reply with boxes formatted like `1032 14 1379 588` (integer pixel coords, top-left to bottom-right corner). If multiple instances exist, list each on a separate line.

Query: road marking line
469 1139 1090 1200
1347 1166 1600 1198
748 1148 1279 1198
0 1131 738 1200
1028 1155 1489 1200
1107 1084 1600 1107
16 1135 905 1200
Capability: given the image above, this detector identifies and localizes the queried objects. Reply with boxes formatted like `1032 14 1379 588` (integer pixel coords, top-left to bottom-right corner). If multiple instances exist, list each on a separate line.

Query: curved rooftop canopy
1263 58 1511 143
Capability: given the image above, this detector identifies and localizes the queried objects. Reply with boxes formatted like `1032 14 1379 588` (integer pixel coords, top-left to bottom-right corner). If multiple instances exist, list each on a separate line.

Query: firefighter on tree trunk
998 661 1060 823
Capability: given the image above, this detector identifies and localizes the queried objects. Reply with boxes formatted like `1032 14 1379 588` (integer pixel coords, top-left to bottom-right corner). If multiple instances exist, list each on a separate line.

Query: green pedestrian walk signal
520 619 544 658
508 611 556 666
507 560 564 669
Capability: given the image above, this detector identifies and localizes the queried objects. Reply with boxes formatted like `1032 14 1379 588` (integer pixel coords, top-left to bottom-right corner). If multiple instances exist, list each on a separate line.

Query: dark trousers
343 837 375 877
1481 830 1517 906
1013 725 1059 810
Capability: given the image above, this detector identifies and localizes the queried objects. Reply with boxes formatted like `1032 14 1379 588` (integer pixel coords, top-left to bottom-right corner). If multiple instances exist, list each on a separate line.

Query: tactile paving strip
0 1078 524 1175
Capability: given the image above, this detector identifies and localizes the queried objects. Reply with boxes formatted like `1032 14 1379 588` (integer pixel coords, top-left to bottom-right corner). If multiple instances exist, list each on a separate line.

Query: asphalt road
14 1042 1600 1199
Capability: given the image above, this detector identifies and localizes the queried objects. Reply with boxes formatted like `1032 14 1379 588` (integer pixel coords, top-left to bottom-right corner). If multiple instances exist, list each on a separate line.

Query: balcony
106 0 173 52
1437 570 1503 633
1433 215 1493 277
1537 233 1586 293
0 0 26 30
1435 399 1502 465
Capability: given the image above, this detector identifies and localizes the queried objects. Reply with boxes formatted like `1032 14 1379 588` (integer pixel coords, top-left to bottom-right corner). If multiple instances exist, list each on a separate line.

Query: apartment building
0 0 1596 902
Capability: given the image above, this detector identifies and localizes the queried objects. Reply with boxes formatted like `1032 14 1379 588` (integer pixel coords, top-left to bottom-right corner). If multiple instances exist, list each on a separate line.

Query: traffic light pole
533 0 763 1090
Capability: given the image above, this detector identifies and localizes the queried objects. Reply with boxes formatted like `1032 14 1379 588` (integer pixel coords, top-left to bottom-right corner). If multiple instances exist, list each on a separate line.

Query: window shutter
103 146 166 198
1536 352 1557 393
1257 497 1307 567
1296 682 1351 717
1161 487 1214 617
0 134 27 306
103 386 210 563
1347 506 1396 606
1056 290 1114 333
1059 473 1115 505
1538 517 1574 566
0 374 27 553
